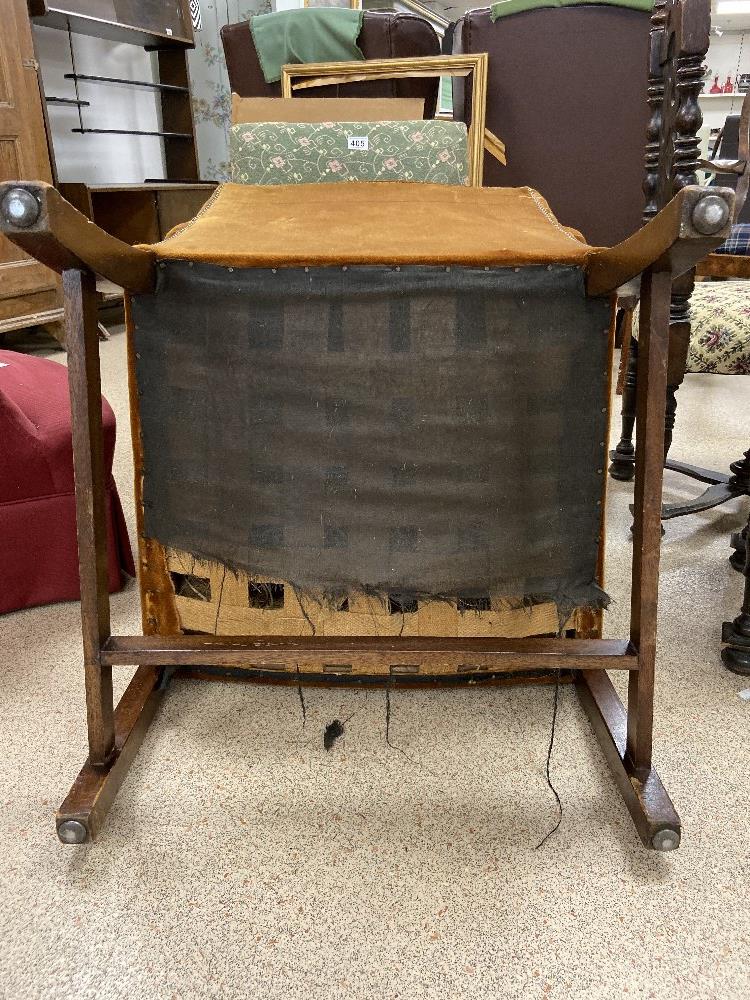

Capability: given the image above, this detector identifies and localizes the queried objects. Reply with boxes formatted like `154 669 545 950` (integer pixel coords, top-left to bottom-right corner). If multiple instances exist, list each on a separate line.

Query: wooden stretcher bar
100 635 636 671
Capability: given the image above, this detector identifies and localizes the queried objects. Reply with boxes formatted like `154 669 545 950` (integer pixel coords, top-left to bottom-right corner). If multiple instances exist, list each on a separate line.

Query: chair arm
585 186 734 298
0 181 156 294
699 89 749 220
697 253 750 279
699 157 746 175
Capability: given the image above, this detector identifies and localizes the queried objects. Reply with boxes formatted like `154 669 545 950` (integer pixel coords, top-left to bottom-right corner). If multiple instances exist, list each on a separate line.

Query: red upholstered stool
0 349 134 614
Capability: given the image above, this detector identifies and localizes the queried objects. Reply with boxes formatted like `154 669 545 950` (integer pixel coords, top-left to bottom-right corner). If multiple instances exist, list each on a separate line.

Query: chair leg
610 356 682 484
609 336 638 481
57 666 169 843
63 269 116 767
575 670 680 849
583 267 681 851
722 508 750 676
730 518 749 573
627 268 672 774
663 384 679 461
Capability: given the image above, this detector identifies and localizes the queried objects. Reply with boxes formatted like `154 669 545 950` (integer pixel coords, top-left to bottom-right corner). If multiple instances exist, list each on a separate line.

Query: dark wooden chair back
708 110 750 223
452 5 651 246
221 12 441 119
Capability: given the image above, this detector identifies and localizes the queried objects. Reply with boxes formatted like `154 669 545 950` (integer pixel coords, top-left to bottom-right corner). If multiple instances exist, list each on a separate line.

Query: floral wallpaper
188 1 271 181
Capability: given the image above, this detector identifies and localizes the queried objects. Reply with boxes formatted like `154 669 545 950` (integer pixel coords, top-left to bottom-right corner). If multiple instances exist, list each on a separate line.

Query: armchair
221 11 441 118
451 3 651 247
453 1 719 506
0 0 732 850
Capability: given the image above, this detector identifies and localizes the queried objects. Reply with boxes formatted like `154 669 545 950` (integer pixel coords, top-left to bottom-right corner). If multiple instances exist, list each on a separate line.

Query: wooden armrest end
0 181 155 294
586 186 735 297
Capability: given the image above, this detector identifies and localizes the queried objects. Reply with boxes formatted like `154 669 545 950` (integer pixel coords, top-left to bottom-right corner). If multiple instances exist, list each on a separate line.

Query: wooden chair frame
0 175 732 849
280 55 491 185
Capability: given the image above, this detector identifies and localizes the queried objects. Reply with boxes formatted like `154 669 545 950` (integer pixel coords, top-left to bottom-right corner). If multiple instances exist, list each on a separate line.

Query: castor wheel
57 819 89 844
651 827 680 851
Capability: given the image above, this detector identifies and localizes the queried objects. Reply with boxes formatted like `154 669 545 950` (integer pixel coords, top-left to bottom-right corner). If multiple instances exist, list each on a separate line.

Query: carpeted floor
1 326 749 1000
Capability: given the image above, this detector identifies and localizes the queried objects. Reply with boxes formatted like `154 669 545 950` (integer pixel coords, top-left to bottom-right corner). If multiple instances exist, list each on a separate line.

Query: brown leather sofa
221 12 441 119
452 6 651 246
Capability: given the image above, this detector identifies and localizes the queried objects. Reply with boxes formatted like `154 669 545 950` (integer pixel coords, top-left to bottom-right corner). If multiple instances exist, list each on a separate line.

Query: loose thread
384 672 421 766
398 608 406 637
535 668 563 850
212 567 228 635
295 664 307 729
342 693 367 728
296 588 317 636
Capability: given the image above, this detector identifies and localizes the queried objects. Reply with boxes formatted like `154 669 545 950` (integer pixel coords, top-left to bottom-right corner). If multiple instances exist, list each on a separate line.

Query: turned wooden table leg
661 272 693 462
609 283 691 485
663 384 679 460
729 451 750 570
731 518 749 573
610 335 638 481
722 507 750 676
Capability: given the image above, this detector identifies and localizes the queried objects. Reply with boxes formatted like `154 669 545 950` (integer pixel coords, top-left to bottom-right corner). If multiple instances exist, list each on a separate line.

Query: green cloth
230 120 469 187
250 9 364 85
490 0 652 20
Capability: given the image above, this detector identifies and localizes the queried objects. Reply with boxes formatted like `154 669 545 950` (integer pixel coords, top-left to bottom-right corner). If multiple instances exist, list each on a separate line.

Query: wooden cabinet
1 2 205 342
59 183 216 245
0 0 63 341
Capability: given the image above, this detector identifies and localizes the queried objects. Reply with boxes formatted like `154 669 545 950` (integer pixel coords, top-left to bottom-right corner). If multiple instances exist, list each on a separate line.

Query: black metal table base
611 447 750 675
612 448 750 524
661 455 750 520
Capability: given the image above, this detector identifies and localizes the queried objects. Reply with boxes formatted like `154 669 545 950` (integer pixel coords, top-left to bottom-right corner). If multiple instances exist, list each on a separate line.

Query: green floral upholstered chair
229 119 470 188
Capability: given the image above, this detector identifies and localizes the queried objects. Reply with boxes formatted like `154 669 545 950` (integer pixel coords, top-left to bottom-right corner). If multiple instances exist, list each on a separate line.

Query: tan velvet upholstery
150 182 593 268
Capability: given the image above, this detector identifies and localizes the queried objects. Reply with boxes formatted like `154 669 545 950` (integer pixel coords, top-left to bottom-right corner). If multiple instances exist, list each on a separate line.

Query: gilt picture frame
281 54 489 186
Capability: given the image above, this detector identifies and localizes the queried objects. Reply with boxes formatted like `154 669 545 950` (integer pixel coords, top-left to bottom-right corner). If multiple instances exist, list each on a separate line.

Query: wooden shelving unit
31 1 203 182
59 183 215 246
29 0 194 48
22 2 216 324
